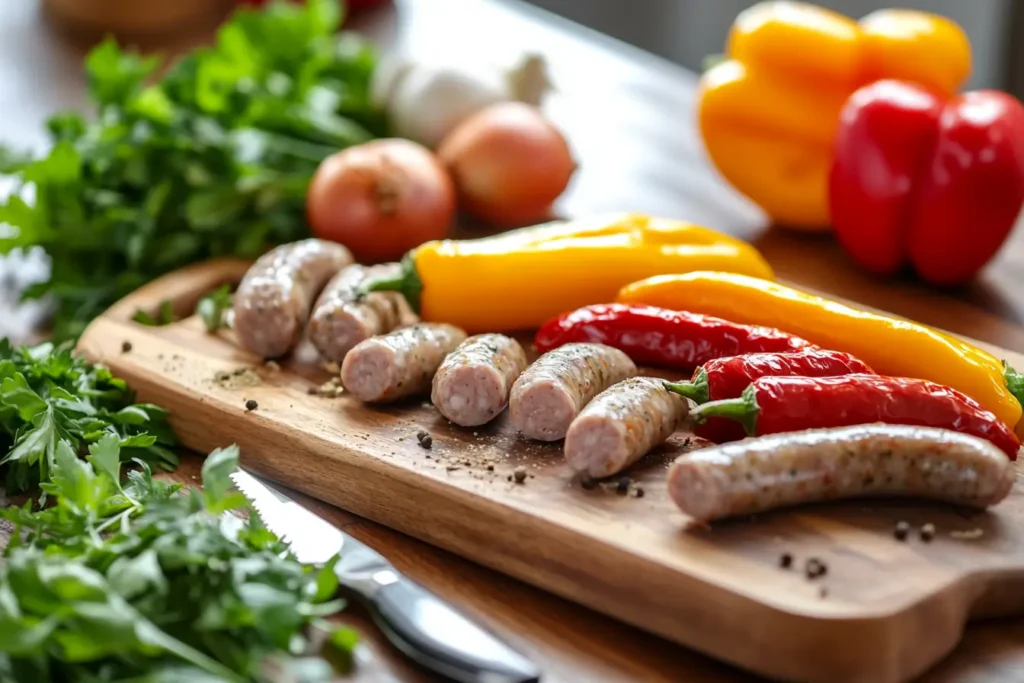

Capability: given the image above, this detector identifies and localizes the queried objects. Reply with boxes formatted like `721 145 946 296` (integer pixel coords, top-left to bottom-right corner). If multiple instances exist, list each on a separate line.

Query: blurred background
524 0 1023 96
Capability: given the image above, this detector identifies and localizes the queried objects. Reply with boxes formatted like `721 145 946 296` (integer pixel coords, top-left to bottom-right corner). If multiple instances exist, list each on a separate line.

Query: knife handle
369 578 541 683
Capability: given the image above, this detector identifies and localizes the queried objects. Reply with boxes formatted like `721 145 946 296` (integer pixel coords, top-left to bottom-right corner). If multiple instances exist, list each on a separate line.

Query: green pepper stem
688 384 760 436
361 252 423 314
663 368 710 404
1004 361 1024 410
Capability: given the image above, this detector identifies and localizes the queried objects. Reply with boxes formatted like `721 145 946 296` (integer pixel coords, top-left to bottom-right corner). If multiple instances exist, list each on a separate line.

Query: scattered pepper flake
920 523 936 542
804 558 827 580
779 553 793 569
616 476 631 494
121 340 132 353
245 399 258 412
416 431 433 450
513 466 527 484
893 521 910 541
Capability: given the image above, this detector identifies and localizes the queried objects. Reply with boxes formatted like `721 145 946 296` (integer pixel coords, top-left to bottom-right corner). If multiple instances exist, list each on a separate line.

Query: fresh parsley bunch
0 442 358 682
0 339 178 495
0 0 385 342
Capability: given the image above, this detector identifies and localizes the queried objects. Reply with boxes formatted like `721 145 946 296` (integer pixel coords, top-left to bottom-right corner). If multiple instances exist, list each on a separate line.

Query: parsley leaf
197 285 234 333
0 441 357 681
0 339 178 495
0 0 384 343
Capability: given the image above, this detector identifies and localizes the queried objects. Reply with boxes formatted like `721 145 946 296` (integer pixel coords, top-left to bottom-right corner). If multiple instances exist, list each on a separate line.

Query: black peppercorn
804 558 827 580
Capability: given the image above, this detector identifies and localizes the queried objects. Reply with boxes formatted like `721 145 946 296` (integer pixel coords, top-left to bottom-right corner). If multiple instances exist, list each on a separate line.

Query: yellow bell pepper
365 214 774 333
616 271 1024 431
699 2 971 230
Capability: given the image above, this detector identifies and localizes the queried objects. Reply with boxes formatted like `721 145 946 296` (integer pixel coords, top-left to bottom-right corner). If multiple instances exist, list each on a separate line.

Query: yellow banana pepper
365 214 773 333
616 271 1024 431
700 2 971 230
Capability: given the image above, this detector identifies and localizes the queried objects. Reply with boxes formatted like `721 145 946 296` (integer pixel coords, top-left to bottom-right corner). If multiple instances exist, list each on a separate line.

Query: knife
229 468 541 683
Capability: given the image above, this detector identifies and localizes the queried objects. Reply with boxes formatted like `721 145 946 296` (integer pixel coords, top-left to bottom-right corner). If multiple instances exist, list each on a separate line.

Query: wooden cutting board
77 259 1024 683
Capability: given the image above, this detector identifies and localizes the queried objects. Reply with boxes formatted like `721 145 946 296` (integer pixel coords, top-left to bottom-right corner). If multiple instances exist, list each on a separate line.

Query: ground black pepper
804 558 827 580
121 340 132 353
920 523 936 542
616 476 631 494
245 399 258 412
779 553 793 569
416 430 433 450
894 521 910 541
513 466 527 484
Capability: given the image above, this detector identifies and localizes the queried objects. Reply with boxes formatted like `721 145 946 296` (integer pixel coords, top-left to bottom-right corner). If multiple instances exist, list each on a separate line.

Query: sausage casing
510 343 637 441
234 239 352 358
341 323 467 403
668 424 1015 523
308 263 419 363
564 377 689 478
431 334 528 427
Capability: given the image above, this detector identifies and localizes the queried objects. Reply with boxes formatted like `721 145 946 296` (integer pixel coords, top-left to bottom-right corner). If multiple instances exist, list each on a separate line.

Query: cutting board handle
102 258 252 324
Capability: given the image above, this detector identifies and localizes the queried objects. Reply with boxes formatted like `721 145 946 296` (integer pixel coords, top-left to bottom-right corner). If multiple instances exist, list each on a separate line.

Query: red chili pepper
535 304 814 371
689 374 1020 459
665 349 874 443
830 80 1024 286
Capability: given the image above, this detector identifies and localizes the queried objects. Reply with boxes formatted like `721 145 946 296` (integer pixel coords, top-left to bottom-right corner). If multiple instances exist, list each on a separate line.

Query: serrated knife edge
229 469 344 565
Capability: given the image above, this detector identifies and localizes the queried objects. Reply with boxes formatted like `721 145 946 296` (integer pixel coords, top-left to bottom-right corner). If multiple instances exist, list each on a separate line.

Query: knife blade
230 468 541 683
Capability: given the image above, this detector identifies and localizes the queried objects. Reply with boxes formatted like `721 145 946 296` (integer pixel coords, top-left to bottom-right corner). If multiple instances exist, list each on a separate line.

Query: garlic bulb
372 53 552 149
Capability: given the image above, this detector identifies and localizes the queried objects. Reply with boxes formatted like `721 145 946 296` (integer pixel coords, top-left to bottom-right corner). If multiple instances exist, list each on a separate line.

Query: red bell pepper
829 80 1024 286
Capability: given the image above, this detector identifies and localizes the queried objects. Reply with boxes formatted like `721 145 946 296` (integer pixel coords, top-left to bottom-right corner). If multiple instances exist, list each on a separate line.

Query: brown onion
307 138 456 262
437 102 576 226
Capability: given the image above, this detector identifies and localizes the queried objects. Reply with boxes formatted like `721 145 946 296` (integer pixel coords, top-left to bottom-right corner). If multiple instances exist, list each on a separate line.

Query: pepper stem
362 252 423 314
663 368 710 404
688 384 760 436
1004 361 1024 410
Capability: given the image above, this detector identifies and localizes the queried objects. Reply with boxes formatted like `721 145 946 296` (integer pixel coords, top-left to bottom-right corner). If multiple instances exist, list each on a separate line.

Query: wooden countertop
2 0 1024 680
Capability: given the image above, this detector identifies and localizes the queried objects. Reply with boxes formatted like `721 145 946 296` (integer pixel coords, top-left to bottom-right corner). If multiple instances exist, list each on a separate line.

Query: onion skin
437 102 576 226
306 139 456 263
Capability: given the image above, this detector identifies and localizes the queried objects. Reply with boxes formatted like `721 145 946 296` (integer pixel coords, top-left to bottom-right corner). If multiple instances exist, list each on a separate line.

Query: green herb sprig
0 442 358 682
0 0 385 342
198 285 234 333
0 339 178 495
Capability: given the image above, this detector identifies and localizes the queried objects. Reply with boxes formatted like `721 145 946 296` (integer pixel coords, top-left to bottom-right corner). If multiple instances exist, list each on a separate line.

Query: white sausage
668 424 1015 523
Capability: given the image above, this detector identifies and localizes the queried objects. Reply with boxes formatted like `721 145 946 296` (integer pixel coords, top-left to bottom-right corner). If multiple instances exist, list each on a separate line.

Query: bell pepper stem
1004 361 1024 409
362 252 423 314
688 384 760 436
663 368 710 404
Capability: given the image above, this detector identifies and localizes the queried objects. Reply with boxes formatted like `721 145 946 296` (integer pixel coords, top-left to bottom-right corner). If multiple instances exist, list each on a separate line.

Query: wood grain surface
75 258 1024 683
4 0 1024 681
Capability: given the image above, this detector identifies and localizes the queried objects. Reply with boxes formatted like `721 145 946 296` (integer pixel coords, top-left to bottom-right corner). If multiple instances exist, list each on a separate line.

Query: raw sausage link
308 263 419 363
565 377 689 478
432 334 528 427
234 239 352 358
510 343 637 441
667 424 1015 523
341 323 467 403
